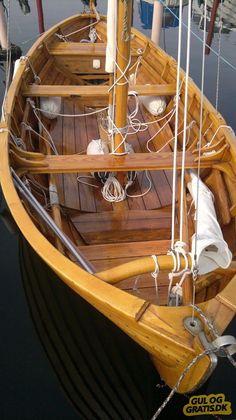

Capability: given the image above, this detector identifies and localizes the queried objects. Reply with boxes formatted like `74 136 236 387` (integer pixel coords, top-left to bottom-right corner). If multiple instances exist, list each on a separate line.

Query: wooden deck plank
62 100 80 209
128 101 164 210
72 208 172 244
74 103 97 213
23 83 176 98
85 107 113 212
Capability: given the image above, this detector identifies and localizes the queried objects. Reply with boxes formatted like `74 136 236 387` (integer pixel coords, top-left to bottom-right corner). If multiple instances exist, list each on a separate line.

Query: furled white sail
188 171 232 275
105 0 117 73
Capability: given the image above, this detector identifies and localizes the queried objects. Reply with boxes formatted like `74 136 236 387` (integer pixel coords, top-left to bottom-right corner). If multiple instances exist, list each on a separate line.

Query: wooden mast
113 0 132 154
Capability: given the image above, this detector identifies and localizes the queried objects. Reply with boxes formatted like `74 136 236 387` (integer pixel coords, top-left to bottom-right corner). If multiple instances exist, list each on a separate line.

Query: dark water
0 1 236 419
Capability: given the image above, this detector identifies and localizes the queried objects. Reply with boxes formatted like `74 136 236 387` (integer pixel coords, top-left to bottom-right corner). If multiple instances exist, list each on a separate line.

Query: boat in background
137 0 188 29
0 0 235 402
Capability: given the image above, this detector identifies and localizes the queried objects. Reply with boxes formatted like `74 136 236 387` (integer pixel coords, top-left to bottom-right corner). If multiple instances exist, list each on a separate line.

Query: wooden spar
96 254 193 284
36 0 45 34
113 0 132 154
205 0 220 55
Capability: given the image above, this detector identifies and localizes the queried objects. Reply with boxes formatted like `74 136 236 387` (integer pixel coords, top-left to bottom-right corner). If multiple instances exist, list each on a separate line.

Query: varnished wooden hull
0 13 236 394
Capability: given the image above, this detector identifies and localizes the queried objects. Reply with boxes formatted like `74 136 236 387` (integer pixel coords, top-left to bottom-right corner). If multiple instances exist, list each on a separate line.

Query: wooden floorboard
75 103 97 213
62 100 80 209
72 208 172 245
128 101 162 210
47 91 177 221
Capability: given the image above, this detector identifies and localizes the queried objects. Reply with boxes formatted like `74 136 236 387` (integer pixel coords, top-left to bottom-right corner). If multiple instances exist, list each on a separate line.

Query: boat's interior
8 15 236 306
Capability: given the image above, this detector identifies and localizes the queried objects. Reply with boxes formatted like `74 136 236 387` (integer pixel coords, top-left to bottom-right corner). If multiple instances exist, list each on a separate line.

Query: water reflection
136 0 188 29
19 236 190 420
192 0 236 32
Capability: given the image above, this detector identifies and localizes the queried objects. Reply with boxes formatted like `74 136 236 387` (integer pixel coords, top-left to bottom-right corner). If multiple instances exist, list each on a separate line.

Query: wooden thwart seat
48 42 142 57
20 151 221 174
79 239 171 260
23 83 176 98
71 209 173 244
48 42 108 56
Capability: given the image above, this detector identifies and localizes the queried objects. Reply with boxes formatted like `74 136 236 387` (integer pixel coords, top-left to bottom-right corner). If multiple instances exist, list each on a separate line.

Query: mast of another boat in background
151 0 163 46
36 0 45 33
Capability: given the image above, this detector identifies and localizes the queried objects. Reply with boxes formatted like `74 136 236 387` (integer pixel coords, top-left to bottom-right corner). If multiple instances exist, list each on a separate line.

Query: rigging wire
179 0 192 243
171 0 183 249
215 1 223 112
192 0 207 320
158 0 236 73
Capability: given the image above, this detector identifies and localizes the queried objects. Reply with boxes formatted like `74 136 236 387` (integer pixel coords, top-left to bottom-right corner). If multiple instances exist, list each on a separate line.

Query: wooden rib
205 169 231 225
19 151 221 174
23 83 176 98
9 143 44 160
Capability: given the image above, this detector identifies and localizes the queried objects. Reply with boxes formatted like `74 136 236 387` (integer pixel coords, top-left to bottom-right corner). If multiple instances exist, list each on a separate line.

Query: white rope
167 242 193 305
108 52 131 91
203 124 235 148
77 175 100 189
132 275 141 293
101 175 126 202
171 0 183 249
21 56 41 83
193 0 207 313
21 122 58 155
146 109 176 152
215 17 223 112
126 170 152 199
58 12 101 42
33 105 109 118
0 127 26 149
151 255 160 301
33 109 59 154
128 103 176 136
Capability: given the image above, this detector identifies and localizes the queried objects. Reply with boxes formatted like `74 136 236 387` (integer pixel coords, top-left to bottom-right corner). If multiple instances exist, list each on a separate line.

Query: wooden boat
0 1 236 396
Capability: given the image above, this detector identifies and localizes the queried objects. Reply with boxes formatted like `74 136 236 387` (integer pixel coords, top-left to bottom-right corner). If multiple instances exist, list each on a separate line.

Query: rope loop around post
151 255 160 301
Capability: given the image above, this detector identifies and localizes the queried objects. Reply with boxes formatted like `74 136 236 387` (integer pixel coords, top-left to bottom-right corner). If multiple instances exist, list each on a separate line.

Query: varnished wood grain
23 83 176 98
22 151 221 174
